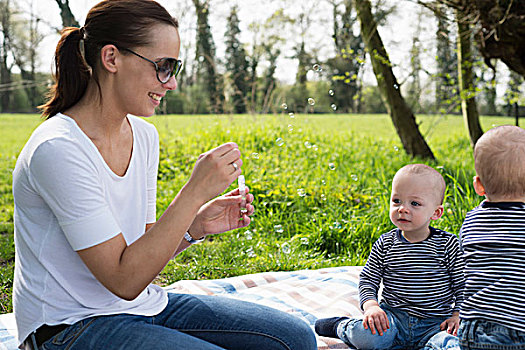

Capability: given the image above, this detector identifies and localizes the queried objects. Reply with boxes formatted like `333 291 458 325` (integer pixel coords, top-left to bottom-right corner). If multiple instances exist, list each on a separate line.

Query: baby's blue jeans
458 319 525 350
337 302 459 349
38 293 317 350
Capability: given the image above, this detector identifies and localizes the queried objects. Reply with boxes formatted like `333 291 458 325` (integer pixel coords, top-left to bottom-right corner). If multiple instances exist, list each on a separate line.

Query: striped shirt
459 201 525 333
359 227 465 318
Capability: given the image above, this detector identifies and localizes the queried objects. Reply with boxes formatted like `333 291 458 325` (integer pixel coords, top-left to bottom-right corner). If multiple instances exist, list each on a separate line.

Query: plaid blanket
0 266 363 349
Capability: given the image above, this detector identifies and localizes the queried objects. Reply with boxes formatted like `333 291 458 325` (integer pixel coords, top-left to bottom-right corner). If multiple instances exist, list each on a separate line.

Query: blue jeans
39 293 317 349
458 319 525 350
337 303 459 350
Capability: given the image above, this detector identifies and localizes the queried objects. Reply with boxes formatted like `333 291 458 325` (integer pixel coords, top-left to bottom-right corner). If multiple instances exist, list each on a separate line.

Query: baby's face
389 173 442 237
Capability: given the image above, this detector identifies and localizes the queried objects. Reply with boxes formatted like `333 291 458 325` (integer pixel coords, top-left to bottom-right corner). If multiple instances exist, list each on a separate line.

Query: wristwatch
184 231 205 245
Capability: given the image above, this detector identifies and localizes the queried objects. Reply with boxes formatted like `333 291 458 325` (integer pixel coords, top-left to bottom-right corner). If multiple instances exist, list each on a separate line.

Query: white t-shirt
12 113 168 344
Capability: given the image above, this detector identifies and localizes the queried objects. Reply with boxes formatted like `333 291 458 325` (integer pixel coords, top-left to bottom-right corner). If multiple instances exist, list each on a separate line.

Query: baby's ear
431 205 444 220
473 175 486 196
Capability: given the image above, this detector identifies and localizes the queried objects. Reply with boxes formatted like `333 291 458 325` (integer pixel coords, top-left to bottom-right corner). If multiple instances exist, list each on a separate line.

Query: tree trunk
0 0 12 112
54 0 79 28
457 11 483 147
355 0 434 160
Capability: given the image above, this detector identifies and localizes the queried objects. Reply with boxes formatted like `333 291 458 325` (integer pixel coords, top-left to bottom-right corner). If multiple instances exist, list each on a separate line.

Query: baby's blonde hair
395 164 446 204
474 125 525 199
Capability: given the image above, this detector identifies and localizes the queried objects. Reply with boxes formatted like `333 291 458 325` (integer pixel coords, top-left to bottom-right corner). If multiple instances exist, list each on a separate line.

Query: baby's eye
411 201 421 206
392 198 400 204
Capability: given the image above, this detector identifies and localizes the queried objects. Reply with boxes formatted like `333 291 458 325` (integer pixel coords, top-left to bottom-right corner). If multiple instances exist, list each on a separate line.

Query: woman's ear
473 175 486 197
99 44 119 74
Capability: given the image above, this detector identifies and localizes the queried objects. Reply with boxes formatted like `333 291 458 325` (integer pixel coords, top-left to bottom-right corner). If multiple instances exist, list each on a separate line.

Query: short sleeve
29 139 121 250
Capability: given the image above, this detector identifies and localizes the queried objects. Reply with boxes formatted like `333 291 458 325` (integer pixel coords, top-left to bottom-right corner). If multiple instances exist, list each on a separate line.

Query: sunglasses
122 48 183 84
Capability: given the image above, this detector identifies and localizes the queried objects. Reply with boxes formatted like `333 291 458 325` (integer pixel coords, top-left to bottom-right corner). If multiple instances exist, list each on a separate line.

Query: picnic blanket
0 266 364 349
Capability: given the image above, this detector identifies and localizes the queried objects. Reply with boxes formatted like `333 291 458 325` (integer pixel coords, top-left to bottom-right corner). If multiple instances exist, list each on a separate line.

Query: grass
0 112 517 313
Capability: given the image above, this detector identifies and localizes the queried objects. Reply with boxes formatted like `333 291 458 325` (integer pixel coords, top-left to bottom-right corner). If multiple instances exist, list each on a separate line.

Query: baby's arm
359 236 388 335
362 300 390 336
440 311 460 336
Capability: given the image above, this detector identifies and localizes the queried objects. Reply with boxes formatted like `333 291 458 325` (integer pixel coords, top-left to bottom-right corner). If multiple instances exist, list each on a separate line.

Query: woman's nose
163 76 178 90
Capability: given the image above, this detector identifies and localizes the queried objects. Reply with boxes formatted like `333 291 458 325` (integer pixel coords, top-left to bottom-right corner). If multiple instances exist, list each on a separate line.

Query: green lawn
0 113 517 313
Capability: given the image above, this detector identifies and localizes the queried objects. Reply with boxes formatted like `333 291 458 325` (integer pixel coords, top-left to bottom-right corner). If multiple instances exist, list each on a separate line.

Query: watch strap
184 231 205 244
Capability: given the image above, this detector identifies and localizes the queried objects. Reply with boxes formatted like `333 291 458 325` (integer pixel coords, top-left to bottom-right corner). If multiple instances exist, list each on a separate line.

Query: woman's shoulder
22 114 82 155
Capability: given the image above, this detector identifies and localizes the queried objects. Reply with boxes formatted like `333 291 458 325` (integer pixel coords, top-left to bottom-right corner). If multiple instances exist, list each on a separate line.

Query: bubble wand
238 175 247 220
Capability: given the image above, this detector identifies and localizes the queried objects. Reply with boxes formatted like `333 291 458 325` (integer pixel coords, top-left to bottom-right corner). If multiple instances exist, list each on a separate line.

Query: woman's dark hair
39 0 179 119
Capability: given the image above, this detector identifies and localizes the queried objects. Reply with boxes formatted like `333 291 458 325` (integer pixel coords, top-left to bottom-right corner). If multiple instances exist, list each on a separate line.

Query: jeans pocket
47 319 95 348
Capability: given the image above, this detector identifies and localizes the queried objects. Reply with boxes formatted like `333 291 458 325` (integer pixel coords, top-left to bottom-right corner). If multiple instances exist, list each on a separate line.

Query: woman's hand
440 312 460 336
362 301 390 336
188 187 254 239
185 142 242 205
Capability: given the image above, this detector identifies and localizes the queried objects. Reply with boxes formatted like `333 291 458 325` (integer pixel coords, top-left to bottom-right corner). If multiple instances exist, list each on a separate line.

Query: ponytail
39 27 91 119
39 0 179 119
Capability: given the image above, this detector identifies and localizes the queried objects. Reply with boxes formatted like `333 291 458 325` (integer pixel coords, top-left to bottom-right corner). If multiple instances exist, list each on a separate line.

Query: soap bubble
331 104 337 111
333 221 342 229
312 145 318 151
300 237 309 245
297 188 306 197
321 194 327 201
281 103 288 110
313 63 322 72
246 248 256 258
275 138 284 147
304 141 312 148
245 230 253 240
308 98 315 106
328 163 336 170
251 152 260 159
328 89 335 96
351 174 358 181
281 243 291 254
393 146 399 152
288 124 294 133
274 224 284 233
393 83 399 90
289 112 295 119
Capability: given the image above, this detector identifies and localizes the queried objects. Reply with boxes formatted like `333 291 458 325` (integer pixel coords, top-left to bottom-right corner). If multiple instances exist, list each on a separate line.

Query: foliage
325 0 365 113
224 6 250 114
192 0 224 114
0 112 518 312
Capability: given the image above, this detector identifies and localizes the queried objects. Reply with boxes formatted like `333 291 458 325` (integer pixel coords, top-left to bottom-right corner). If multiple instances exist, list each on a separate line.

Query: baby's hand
362 304 390 336
440 312 460 336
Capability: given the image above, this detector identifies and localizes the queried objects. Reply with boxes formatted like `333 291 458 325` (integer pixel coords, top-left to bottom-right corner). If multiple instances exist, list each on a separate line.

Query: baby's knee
341 318 396 350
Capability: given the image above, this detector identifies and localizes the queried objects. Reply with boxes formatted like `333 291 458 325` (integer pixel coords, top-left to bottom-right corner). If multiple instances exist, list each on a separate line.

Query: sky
15 0 513 103
20 0 429 85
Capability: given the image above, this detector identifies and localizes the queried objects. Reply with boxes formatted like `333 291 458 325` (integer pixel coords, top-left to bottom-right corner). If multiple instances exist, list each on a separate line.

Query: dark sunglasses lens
156 59 174 83
157 58 182 83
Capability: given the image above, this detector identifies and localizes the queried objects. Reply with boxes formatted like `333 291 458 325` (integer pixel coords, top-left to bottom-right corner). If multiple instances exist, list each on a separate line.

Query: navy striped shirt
359 227 465 318
460 201 525 333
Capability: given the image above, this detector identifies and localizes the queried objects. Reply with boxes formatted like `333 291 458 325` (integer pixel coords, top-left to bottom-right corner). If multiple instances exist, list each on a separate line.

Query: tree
0 0 13 112
325 0 365 113
503 71 523 116
258 9 290 114
434 4 458 113
246 22 264 113
193 0 224 113
224 6 249 114
422 1 525 80
53 0 79 28
11 1 44 111
456 10 483 146
355 0 435 159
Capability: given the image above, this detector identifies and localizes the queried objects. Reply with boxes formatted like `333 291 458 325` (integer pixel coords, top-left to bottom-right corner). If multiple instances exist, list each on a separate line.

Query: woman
12 1 317 349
